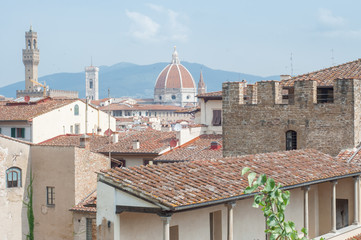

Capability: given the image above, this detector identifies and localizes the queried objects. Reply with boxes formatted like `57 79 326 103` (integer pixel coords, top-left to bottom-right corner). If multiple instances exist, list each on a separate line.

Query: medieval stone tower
85 65 99 100
22 26 40 90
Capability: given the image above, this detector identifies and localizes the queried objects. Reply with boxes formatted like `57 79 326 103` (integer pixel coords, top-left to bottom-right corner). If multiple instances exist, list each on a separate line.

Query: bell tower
22 25 40 90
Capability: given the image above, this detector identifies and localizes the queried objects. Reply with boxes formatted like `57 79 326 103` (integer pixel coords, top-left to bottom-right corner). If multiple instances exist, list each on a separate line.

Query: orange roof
0 98 77 121
100 149 361 208
97 129 177 154
282 58 361 87
197 91 222 99
155 134 222 162
70 190 96 213
38 134 110 151
99 103 184 111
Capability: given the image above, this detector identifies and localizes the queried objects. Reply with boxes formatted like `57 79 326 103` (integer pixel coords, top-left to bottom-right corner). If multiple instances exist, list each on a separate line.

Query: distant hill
0 62 280 99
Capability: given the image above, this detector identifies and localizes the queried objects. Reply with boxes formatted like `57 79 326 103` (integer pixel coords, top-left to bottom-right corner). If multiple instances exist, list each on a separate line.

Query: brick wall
222 79 361 157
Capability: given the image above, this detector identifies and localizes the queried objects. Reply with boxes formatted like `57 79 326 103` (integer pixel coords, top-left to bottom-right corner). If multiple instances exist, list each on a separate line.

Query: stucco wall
0 136 31 240
199 98 222 134
32 100 116 143
31 146 76 240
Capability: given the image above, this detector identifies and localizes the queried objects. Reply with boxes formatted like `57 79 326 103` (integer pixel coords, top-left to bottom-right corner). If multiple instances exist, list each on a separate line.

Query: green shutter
11 128 15 138
21 128 25 138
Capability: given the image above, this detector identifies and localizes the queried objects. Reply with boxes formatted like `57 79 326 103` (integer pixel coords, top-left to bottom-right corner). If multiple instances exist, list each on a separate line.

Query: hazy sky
1 0 361 87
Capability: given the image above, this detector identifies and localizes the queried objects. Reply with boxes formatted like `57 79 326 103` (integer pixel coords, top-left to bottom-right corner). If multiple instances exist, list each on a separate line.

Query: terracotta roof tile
155 135 222 162
100 149 360 208
0 98 77 121
197 91 222 98
38 134 110 151
99 103 184 111
281 58 361 87
97 130 176 154
70 190 97 213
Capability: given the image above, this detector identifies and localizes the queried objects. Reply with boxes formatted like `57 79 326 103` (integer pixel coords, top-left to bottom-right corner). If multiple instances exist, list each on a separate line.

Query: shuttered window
212 110 222 126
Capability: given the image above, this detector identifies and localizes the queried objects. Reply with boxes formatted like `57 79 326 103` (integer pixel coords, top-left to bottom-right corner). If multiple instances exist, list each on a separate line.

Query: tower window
186 95 190 99
171 95 176 100
159 96 162 100
33 39 37 49
27 40 31 49
286 130 297 150
89 80 93 89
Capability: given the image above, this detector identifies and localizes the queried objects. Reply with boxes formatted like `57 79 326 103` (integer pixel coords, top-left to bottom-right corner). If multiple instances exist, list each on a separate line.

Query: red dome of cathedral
155 47 196 89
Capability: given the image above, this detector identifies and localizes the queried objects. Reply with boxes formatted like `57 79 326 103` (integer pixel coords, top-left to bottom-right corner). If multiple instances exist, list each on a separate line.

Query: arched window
27 39 31 49
6 167 22 188
33 39 37 49
74 104 79 116
286 130 297 151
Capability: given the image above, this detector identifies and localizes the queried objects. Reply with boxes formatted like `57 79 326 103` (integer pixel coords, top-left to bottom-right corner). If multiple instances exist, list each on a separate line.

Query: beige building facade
0 135 31 240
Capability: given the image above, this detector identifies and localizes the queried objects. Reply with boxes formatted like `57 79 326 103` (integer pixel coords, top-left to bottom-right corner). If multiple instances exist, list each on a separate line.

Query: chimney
112 134 119 143
280 75 291 81
210 141 221 150
79 134 90 149
132 140 140 149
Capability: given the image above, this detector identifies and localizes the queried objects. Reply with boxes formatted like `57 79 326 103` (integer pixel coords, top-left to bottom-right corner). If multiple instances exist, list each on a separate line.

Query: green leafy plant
242 167 323 240
23 171 34 240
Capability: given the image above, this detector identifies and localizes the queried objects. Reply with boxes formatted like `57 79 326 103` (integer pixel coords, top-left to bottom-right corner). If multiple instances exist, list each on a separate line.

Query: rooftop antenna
290 53 294 76
331 49 335 66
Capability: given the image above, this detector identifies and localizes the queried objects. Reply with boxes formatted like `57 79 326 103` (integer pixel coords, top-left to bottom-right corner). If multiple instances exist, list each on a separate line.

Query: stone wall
222 79 361 157
74 148 110 203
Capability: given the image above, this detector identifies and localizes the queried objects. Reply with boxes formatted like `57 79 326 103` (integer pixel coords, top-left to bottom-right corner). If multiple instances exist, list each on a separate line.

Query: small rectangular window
143 159 152 166
70 125 74 134
75 124 80 134
46 186 55 206
317 87 334 103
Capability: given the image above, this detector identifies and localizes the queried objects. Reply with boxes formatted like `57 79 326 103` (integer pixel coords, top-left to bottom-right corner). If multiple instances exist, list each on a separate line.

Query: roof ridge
291 58 361 79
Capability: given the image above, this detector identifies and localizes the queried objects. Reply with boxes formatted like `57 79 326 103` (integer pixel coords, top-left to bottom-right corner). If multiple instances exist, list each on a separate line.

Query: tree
242 167 323 240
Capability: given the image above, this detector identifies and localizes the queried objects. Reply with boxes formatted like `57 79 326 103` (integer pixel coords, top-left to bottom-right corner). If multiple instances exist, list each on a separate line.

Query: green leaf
242 167 250 176
257 174 267 186
248 172 257 186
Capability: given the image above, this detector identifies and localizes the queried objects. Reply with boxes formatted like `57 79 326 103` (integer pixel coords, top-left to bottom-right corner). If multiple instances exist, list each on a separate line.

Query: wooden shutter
11 128 15 138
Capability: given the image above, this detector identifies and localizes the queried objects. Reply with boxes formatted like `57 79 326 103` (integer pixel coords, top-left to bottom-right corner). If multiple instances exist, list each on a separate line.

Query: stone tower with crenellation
22 25 40 90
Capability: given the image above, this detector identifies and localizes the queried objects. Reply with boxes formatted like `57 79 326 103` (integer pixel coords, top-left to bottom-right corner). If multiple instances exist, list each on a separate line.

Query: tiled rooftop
0 98 77 121
281 58 361 87
337 148 361 165
197 91 222 98
38 134 110 151
99 103 184 112
99 149 360 208
70 190 96 213
97 130 177 154
154 134 222 162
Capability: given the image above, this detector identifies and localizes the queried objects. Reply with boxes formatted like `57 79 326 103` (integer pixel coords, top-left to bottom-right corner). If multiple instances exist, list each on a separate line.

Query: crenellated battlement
223 78 359 108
